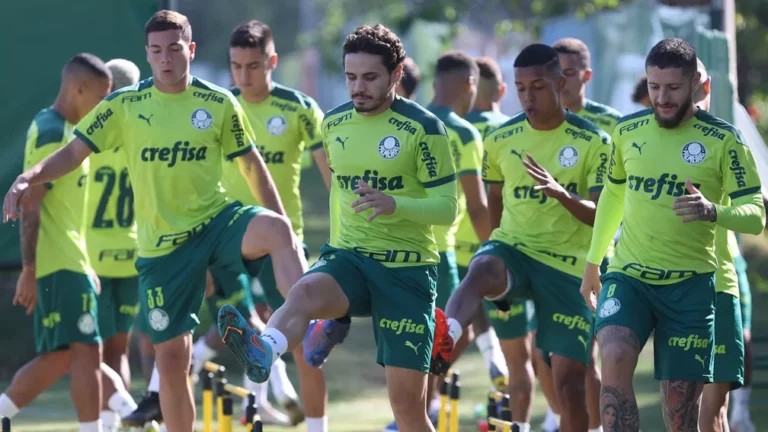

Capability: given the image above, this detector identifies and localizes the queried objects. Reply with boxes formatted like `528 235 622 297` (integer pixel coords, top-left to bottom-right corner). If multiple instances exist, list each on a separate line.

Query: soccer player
396 57 421 100
3 11 310 432
581 38 765 431
218 24 457 431
632 77 651 108
440 43 611 432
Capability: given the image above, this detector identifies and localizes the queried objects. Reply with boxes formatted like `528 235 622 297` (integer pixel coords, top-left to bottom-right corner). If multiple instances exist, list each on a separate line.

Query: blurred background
1 0 768 430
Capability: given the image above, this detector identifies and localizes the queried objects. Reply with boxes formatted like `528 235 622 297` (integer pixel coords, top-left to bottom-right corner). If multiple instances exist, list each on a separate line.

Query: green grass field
5 316 768 431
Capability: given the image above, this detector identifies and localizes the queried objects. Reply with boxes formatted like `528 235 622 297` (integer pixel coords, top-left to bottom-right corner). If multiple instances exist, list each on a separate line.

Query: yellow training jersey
465 110 511 140
74 77 257 258
220 83 324 241
714 197 739 297
483 112 610 277
426 105 483 253
323 96 456 268
24 108 90 278
577 99 622 135
607 108 762 284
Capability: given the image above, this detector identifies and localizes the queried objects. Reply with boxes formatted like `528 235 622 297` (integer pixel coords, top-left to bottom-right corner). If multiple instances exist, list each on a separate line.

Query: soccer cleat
218 304 273 383
489 361 509 392
430 308 454 375
239 400 291 426
121 392 162 427
303 319 351 368
281 398 306 426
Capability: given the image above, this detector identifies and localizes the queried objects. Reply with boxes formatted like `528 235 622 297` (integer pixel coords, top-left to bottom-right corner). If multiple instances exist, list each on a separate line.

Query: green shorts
98 276 140 340
713 292 744 389
34 270 101 353
252 244 310 310
304 244 437 373
475 241 591 365
596 272 716 382
206 269 255 324
435 251 459 310
735 256 751 330
135 202 268 344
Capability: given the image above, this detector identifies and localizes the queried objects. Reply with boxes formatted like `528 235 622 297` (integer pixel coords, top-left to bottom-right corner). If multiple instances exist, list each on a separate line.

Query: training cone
477 419 488 432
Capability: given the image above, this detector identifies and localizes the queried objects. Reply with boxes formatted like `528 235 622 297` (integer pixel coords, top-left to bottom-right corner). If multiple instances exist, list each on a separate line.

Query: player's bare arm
522 153 597 226
3 138 92 222
236 149 286 217
311 147 332 190
13 185 46 315
460 174 491 241
487 183 503 230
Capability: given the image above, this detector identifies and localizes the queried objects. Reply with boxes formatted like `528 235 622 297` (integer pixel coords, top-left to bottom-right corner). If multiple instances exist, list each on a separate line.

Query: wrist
22 264 36 272
553 186 570 202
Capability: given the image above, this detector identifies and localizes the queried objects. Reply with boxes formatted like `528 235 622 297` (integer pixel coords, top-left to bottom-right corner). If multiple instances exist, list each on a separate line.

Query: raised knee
468 256 507 291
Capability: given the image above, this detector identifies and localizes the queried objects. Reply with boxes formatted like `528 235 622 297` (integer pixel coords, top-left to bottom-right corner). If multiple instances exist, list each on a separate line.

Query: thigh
208 202 269 276
372 265 437 373
530 261 593 366
304 244 372 317
35 271 101 353
206 269 255 323
595 273 654 349
257 244 310 311
136 247 207 345
474 241 533 303
435 251 459 310
112 276 140 335
653 273 716 382
712 292 744 389
97 277 118 341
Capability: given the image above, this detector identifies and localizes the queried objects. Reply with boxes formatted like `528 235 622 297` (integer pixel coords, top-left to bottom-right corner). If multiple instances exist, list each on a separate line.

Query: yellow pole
220 393 233 432
449 382 460 432
437 378 449 432
202 372 214 432
245 393 256 432
487 393 498 432
216 378 227 431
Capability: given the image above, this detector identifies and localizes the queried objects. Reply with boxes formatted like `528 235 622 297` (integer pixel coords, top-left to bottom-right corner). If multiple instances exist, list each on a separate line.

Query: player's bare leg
154 333 194 432
137 332 156 383
551 355 588 432
387 367 434 431
701 383 731 432
585 339 602 430
69 342 103 425
293 345 327 420
500 333 534 423
660 380 704 431
597 325 641 431
534 346 562 431
103 334 131 388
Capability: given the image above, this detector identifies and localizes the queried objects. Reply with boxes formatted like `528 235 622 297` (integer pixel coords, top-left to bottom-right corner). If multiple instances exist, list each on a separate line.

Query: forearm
392 182 457 225
26 143 85 186
20 212 40 270
715 193 766 235
586 181 626 265
555 191 597 226
239 153 286 216
312 148 332 190
468 205 491 241
488 192 503 230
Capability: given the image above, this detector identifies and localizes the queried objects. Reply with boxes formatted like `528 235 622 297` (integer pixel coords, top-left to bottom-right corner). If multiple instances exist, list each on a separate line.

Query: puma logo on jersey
138 114 153 126
627 173 701 200
405 341 421 354
86 109 114 135
631 142 646 154
695 354 707 369
141 141 208 167
509 149 525 160
336 136 348 150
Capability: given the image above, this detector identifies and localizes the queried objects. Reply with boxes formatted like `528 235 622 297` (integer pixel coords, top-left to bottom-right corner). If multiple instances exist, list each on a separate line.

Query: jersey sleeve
607 129 626 184
417 129 456 188
302 99 325 151
722 133 762 200
74 98 121 154
222 97 257 160
24 122 63 190
457 128 483 177
588 132 611 193
482 136 503 184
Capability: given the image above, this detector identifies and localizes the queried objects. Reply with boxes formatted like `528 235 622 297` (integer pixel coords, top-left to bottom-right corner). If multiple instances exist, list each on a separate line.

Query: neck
52 91 81 125
471 99 498 113
241 80 273 104
681 104 699 123
564 94 586 113
359 91 396 117
528 107 567 131
154 72 190 94
431 95 466 117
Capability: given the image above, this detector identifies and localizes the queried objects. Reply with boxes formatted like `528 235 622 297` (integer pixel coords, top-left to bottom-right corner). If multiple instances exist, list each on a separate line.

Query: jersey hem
423 174 456 188
483 179 504 184
457 169 481 177
589 185 604 193
730 186 761 200
607 175 626 185
74 130 101 154
309 141 323 151
226 144 255 161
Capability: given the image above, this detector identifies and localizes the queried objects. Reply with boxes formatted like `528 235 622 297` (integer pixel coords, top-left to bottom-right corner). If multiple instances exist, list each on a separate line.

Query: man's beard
653 94 692 129
353 78 393 113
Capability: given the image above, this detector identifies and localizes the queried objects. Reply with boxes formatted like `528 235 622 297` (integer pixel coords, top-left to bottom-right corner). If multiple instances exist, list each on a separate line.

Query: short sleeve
482 136 503 184
74 99 121 154
607 129 626 184
222 97 257 160
301 99 325 151
417 130 456 188
457 128 483 177
588 132 611 192
24 121 65 189
722 133 762 200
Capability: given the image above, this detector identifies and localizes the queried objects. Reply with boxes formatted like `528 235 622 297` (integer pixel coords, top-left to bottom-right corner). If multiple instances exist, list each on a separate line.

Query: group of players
0 8 766 432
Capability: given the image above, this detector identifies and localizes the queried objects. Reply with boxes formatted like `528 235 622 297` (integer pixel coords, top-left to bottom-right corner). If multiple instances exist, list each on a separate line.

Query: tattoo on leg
600 386 640 432
660 380 702 432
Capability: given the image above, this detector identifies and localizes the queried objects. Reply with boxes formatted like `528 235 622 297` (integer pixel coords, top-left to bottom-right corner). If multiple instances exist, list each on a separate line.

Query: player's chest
325 123 416 174
246 109 302 163
497 135 591 182
122 101 222 148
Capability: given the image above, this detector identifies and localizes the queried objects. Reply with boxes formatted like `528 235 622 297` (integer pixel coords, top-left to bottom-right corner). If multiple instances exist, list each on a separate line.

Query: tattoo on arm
20 212 40 267
600 385 640 432
660 380 702 431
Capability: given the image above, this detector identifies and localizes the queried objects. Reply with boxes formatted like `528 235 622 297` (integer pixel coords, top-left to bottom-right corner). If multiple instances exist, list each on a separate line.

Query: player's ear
498 82 507 99
393 62 404 82
467 74 476 92
584 68 593 83
704 76 712 96
269 53 279 70
189 41 197 61
555 75 566 93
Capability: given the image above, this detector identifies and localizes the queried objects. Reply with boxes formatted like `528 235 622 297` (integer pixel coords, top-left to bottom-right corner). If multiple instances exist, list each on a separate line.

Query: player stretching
0 54 138 432
439 43 610 432
4 11 309 432
581 38 765 431
219 24 457 431
395 57 421 100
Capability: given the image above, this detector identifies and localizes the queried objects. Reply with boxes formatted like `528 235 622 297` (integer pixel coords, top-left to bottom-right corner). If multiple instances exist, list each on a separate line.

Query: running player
3 11 310 432
218 24 457 431
396 57 421 100
581 38 765 431
0 53 138 432
440 43 610 432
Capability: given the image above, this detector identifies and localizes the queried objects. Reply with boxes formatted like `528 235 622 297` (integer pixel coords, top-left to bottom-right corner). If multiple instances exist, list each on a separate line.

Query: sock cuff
0 393 20 419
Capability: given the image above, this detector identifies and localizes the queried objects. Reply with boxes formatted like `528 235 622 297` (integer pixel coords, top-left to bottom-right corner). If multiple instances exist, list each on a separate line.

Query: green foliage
735 1 768 109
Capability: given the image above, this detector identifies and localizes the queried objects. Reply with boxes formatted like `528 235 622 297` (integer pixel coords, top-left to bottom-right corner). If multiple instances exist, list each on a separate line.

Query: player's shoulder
613 108 654 140
464 110 487 125
270 82 319 110
487 112 526 137
104 78 154 103
564 112 610 144
430 106 478 144
189 76 239 108
323 100 355 125
693 109 746 146
30 108 67 148
584 99 622 120
390 98 447 136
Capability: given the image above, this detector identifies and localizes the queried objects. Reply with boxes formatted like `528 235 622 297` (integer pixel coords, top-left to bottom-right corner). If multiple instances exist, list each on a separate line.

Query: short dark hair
514 43 561 75
631 76 649 104
342 24 406 73
230 20 274 52
399 57 421 98
645 38 697 76
552 38 591 67
145 10 192 44
475 56 503 83
63 53 111 81
435 50 479 80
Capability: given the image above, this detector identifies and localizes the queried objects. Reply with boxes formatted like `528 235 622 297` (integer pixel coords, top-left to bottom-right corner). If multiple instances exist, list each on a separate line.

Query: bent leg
586 339 602 429
551 355 587 432
3 350 70 409
598 326 642 432
386 367 432 432
69 342 103 423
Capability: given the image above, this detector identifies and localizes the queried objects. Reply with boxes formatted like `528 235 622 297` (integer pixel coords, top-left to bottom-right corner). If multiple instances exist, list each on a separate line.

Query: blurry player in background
395 57 421 100
632 76 651 108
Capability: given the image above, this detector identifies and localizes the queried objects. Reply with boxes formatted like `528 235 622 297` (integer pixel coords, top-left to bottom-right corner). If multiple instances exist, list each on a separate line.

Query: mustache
352 93 372 99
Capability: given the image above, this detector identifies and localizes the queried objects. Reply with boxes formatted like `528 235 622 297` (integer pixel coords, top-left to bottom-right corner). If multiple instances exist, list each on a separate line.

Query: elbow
439 196 458 225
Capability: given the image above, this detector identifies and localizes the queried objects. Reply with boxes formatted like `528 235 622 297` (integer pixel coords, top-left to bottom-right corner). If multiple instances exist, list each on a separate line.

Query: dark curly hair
342 24 406 73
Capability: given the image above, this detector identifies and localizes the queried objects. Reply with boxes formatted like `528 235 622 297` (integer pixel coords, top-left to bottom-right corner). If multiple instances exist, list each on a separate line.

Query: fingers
367 208 381 222
581 286 596 312
354 201 377 214
350 194 372 208
525 153 541 168
685 178 699 194
354 180 375 196
674 207 699 217
3 191 18 223
26 300 35 316
673 195 700 206
682 214 704 223
12 290 20 306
